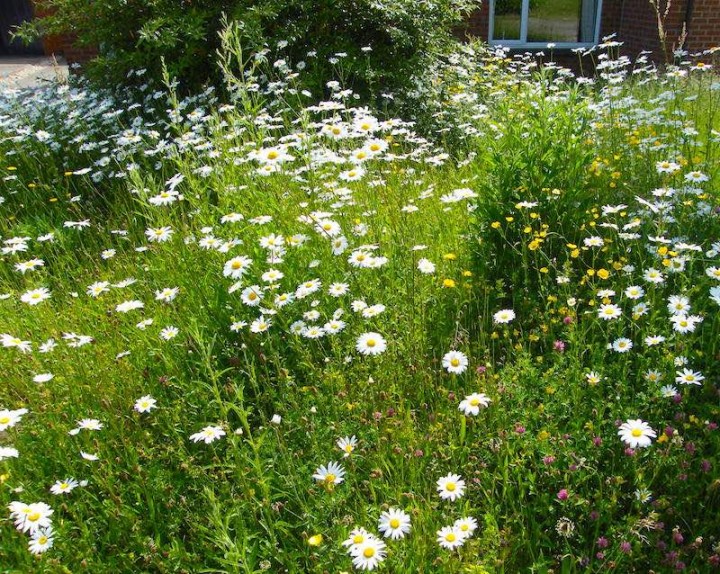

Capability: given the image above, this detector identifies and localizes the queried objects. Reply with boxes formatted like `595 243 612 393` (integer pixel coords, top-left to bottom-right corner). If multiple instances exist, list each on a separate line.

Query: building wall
462 0 719 63
686 0 720 54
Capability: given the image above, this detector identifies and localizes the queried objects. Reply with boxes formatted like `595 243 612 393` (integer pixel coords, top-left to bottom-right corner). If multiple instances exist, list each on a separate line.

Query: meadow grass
0 42 719 573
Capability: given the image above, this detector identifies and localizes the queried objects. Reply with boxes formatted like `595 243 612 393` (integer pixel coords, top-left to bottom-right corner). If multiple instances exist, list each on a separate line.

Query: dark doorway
0 0 44 55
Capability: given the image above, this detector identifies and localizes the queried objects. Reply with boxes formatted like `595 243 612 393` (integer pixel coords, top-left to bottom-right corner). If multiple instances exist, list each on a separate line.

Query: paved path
0 56 68 90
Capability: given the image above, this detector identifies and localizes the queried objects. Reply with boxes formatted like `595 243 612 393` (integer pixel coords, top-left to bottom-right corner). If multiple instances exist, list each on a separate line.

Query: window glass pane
492 0 522 41
527 0 597 43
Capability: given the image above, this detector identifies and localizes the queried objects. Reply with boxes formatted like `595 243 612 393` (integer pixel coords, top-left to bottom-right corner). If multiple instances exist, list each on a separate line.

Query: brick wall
461 0 719 63
614 0 689 61
685 0 720 53
463 2 490 40
55 35 98 66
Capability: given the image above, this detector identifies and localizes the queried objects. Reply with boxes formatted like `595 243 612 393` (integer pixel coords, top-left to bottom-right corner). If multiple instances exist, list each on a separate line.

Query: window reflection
493 0 522 40
492 0 600 43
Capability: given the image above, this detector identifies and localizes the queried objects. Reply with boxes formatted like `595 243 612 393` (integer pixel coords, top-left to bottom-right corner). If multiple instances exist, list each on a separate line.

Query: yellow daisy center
0 416 10 424
446 482 456 492
450 358 460 367
389 518 400 529
27 511 41 522
366 339 376 347
267 151 278 160
470 398 480 406
631 429 642 437
325 474 336 483
353 534 364 544
446 532 456 542
363 547 375 558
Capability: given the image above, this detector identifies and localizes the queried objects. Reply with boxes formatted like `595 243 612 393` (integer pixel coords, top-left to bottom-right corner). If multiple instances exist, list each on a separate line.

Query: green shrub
17 0 480 98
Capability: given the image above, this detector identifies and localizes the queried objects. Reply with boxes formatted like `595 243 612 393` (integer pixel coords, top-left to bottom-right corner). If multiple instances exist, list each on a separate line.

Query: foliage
0 41 719 573
15 0 479 98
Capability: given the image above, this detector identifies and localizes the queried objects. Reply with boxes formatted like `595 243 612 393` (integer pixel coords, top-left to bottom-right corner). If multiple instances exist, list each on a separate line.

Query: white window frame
489 0 603 48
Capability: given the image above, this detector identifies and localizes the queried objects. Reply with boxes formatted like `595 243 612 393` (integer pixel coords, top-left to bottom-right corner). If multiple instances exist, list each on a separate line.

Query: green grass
0 41 719 573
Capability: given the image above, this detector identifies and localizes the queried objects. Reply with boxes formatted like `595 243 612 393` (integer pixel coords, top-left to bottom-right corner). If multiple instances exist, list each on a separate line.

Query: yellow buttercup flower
308 534 323 546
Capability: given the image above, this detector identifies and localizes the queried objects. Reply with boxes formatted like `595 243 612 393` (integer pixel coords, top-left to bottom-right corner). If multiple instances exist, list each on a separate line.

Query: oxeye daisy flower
707 267 720 281
442 350 468 374
611 337 633 353
312 461 345 489
670 314 703 334
454 517 478 538
667 295 691 314
155 287 179 302
50 478 78 495
644 335 666 346
624 285 645 299
1 334 32 353
458 392 491 415
240 285 264 307
684 170 708 182
643 268 665 284
0 446 19 460
709 286 720 305
189 425 226 444
87 281 110 297
618 419 656 448
493 309 516 324
336 436 358 457
584 236 604 247
20 287 51 305
378 508 411 540
342 527 373 549
28 526 54 554
417 258 436 274
223 256 253 279
675 368 704 386
134 395 157 413
598 304 622 320
437 525 466 549
324 320 347 334
145 226 173 243
437 473 465 501
656 160 681 174
585 371 602 385
116 300 144 313
632 302 649 317
0 408 28 431
160 326 179 340
14 259 44 274
350 537 386 571
10 501 53 533
356 332 387 356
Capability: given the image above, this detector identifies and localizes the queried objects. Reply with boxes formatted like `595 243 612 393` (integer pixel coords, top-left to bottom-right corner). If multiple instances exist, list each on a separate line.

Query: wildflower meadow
1 29 720 573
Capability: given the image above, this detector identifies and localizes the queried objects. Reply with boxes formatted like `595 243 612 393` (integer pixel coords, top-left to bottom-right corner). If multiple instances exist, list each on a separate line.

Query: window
490 0 603 47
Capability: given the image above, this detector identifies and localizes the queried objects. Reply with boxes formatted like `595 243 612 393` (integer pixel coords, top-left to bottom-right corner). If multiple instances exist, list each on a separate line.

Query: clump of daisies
343 528 387 571
8 501 55 554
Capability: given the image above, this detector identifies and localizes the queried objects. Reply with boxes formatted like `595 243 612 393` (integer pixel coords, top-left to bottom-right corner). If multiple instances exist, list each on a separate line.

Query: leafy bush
18 0 479 97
